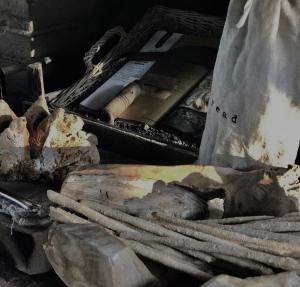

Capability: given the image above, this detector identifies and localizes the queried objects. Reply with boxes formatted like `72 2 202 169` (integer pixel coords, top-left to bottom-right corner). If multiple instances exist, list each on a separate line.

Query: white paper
80 60 155 112
141 31 182 52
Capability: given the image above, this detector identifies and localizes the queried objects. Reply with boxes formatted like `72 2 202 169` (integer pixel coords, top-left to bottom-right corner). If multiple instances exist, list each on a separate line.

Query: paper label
80 60 155 112
141 31 182 52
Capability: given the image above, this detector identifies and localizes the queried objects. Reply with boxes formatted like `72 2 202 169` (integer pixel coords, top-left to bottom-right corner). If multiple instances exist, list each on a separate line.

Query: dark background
43 0 230 96
2 0 230 108
102 0 230 30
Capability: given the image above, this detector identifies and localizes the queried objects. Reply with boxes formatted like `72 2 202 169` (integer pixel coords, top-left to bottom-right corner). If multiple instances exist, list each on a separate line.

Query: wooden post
0 68 5 99
27 62 45 101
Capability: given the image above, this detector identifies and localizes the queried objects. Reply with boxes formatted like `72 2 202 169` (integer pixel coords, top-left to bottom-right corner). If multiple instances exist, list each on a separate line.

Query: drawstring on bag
236 0 254 28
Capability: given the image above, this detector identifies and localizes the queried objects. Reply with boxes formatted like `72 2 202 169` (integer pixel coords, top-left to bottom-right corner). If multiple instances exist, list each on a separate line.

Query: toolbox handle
84 27 128 76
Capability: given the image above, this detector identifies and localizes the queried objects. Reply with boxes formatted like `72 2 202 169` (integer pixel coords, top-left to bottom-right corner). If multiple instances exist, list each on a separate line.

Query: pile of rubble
43 164 300 287
0 97 100 181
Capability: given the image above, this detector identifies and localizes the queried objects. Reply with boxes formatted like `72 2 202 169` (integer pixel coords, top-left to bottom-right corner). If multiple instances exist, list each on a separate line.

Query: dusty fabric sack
199 0 300 170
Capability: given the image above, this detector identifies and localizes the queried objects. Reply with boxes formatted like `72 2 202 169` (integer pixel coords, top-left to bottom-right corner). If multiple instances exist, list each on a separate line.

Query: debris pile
47 189 300 283
45 164 300 285
0 97 100 181
1 3 300 287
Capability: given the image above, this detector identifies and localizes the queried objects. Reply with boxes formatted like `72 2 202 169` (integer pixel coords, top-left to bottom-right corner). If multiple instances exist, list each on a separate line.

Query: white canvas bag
198 0 300 170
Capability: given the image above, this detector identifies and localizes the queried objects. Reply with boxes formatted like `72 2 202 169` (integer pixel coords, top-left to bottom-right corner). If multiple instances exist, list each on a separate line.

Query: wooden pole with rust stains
27 62 45 101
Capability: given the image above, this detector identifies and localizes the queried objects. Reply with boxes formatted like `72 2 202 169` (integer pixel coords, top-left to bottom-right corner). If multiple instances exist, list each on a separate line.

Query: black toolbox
49 6 225 165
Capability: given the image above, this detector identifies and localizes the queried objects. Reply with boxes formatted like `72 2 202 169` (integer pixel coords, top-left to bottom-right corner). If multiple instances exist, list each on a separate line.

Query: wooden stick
154 220 300 270
149 242 212 273
272 217 300 222
119 230 300 271
287 232 300 237
153 215 260 251
27 62 45 101
119 232 215 263
202 215 274 225
212 254 274 275
49 206 211 280
49 191 201 251
50 207 90 224
121 231 273 275
240 221 300 233
282 217 300 222
49 191 219 256
49 204 300 272
103 83 141 124
49 207 119 237
50 206 271 275
155 213 300 258
215 224 300 245
123 240 212 280
48 192 300 271
180 249 273 275
84 200 276 270
47 190 135 233
80 199 186 239
284 212 300 217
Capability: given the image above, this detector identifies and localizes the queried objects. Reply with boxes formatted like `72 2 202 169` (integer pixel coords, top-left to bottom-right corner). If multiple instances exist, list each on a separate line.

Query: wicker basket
50 5 224 109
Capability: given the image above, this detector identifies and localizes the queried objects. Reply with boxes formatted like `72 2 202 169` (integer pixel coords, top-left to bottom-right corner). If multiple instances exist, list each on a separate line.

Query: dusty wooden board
60 164 234 203
82 181 209 220
60 165 300 218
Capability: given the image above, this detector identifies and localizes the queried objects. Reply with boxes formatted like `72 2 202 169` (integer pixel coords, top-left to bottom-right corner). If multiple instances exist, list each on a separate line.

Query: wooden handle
103 82 142 124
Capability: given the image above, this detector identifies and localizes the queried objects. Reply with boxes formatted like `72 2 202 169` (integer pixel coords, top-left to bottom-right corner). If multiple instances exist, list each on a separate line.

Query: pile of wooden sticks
48 190 300 282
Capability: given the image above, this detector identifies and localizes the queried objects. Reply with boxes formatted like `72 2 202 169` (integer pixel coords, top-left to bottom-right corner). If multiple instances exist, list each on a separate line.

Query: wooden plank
27 62 44 100
60 164 236 203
